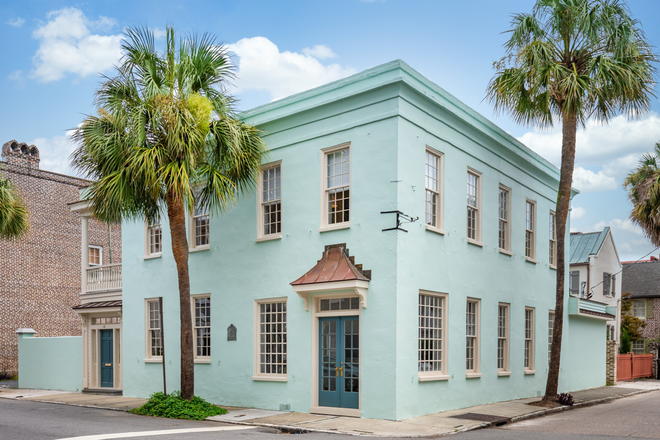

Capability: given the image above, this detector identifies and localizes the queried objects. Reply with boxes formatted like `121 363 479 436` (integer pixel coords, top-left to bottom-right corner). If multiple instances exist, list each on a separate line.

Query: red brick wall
0 146 121 375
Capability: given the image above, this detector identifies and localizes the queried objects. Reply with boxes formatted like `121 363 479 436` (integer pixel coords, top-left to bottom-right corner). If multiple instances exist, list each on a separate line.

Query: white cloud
594 218 644 236
302 45 337 59
31 7 122 82
227 37 355 100
31 130 79 176
571 166 617 192
7 17 25 27
571 206 586 220
152 28 166 39
8 70 23 81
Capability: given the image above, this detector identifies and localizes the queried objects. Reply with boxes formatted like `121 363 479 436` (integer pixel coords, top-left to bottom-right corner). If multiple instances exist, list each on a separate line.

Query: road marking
56 425 255 440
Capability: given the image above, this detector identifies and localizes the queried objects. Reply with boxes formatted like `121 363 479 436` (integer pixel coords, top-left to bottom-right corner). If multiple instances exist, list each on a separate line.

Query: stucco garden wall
558 315 606 392
18 333 82 391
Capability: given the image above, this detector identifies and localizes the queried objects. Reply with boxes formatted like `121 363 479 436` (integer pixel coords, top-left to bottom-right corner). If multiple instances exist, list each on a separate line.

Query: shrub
128 391 227 421
557 393 574 406
0 371 14 381
620 328 632 354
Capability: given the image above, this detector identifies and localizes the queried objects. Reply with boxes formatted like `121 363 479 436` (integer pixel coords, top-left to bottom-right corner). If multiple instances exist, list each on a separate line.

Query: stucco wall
18 334 82 391
558 316 606 392
590 233 622 305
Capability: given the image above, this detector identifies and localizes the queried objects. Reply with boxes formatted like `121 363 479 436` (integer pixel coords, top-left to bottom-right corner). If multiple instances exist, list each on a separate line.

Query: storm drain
449 413 511 427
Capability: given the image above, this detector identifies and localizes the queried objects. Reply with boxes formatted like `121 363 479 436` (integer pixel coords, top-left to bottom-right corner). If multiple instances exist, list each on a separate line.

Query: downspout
587 257 591 299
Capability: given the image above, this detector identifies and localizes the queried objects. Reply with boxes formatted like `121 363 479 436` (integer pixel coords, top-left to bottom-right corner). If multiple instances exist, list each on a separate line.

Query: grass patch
128 391 227 421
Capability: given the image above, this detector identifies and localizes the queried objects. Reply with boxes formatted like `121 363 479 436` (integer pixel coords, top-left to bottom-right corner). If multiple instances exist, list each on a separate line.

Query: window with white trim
323 146 350 227
525 200 536 259
193 296 211 359
418 292 448 378
466 299 480 374
260 163 282 238
525 308 535 371
603 273 612 297
632 340 645 354
89 245 102 266
255 299 287 377
499 186 510 251
569 271 580 295
467 170 481 242
425 149 443 230
548 311 554 365
192 191 210 248
146 300 162 359
147 215 162 256
633 299 646 318
497 304 509 372
549 211 557 267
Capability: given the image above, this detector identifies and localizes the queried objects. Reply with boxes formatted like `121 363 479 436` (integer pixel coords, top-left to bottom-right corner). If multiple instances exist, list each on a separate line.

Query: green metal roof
569 227 610 264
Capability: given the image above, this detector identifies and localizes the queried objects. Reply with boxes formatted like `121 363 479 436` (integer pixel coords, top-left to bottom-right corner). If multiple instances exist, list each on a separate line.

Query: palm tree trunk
165 191 195 401
543 110 577 404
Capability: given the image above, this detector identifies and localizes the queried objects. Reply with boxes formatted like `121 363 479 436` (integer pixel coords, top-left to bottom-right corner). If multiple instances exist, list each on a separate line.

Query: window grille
148 300 162 357
148 215 162 254
499 188 509 250
258 301 287 375
466 301 477 371
327 149 350 225
194 297 211 358
262 165 282 235
425 152 440 227
467 172 479 240
525 309 534 370
525 201 535 259
419 294 444 373
549 212 557 266
193 192 210 247
497 305 508 370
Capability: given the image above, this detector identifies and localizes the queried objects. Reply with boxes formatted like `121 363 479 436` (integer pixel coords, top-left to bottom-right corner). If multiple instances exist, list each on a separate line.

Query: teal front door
100 330 114 388
319 316 359 409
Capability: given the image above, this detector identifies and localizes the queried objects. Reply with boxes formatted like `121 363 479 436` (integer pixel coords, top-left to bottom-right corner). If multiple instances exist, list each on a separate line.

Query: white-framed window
525 200 536 260
425 148 443 231
569 271 580 295
89 245 102 266
254 298 287 380
548 311 555 365
258 162 282 240
191 190 210 249
498 186 511 252
549 211 557 267
603 273 613 297
321 144 350 230
633 299 646 318
467 169 482 243
525 308 535 372
192 295 211 361
146 299 162 360
145 214 162 257
497 303 510 374
418 291 449 380
466 299 480 375
632 340 645 354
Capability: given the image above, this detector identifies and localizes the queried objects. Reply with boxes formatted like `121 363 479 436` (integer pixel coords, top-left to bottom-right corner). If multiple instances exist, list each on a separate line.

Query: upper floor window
425 149 443 231
321 145 350 230
418 291 448 380
569 270 580 295
633 299 646 318
192 191 210 249
549 212 557 267
498 186 511 252
603 273 613 297
193 296 211 360
146 214 162 257
258 163 282 240
525 200 536 260
467 169 481 242
89 245 102 266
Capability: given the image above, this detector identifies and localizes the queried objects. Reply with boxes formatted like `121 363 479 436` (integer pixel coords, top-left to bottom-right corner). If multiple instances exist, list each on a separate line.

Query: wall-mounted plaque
227 324 237 341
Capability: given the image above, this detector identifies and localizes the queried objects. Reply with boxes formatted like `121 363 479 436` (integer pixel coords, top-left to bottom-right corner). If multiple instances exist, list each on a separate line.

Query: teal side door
319 316 359 409
100 330 114 388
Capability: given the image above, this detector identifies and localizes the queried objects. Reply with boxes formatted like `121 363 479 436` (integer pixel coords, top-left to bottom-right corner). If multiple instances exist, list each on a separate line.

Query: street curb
0 395 138 412
206 388 659 438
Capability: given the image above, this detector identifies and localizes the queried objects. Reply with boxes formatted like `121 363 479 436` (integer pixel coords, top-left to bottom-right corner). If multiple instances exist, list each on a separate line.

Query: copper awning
291 244 370 286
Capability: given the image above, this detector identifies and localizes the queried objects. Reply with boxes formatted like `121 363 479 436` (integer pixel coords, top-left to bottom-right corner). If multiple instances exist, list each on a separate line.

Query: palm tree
486 0 656 405
624 141 660 246
0 174 29 239
71 27 268 400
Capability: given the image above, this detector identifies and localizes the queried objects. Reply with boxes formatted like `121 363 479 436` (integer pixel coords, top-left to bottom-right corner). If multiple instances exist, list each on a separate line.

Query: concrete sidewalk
1 381 659 437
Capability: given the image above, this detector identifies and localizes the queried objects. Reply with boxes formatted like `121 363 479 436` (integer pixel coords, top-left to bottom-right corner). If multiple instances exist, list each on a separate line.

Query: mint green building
117 60 609 420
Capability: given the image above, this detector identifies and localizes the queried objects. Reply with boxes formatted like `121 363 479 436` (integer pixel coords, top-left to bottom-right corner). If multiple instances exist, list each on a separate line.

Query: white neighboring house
569 227 622 342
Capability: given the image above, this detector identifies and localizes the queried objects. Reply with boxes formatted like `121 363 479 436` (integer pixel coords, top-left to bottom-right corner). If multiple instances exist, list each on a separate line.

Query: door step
82 388 122 396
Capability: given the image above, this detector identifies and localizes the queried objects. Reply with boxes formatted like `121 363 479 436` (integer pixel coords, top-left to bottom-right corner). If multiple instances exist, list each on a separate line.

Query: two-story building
115 60 609 420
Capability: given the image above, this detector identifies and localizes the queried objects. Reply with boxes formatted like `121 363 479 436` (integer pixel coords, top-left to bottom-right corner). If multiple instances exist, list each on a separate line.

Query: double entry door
319 316 359 409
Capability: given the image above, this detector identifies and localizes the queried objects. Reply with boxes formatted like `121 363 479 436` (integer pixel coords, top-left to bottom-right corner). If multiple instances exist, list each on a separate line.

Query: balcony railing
86 263 122 293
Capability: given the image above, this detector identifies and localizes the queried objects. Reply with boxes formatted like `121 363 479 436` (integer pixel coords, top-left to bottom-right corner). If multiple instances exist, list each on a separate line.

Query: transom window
89 245 102 266
148 215 162 255
147 300 162 358
193 297 211 359
549 212 557 266
193 193 210 248
261 164 282 236
466 300 480 373
525 308 535 370
497 304 509 371
548 311 555 365
525 201 535 259
467 171 480 241
418 293 447 377
499 186 510 251
95 317 120 325
425 150 442 229
633 299 646 318
326 148 350 225
257 300 287 376
320 297 359 311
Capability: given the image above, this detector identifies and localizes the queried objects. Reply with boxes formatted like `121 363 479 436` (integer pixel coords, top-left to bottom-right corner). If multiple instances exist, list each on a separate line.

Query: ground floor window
255 299 287 378
193 296 211 359
524 308 535 371
146 299 162 359
466 299 480 374
497 304 509 372
418 291 448 379
632 340 645 354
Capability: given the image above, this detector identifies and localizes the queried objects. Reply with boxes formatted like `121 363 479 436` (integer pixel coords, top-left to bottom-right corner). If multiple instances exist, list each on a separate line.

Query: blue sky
1 0 659 261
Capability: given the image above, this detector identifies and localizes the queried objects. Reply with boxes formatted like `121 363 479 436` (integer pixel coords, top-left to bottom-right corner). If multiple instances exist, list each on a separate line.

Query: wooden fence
617 353 653 382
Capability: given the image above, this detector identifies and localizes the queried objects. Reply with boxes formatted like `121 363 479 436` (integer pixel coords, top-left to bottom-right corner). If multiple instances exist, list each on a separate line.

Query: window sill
143 253 162 260
466 372 483 379
418 374 450 382
550 265 557 270
525 257 538 264
189 246 210 253
194 359 211 364
252 375 287 382
497 371 512 377
467 238 484 247
255 234 282 243
319 223 350 233
499 249 513 256
143 358 162 363
425 225 446 235
524 369 537 375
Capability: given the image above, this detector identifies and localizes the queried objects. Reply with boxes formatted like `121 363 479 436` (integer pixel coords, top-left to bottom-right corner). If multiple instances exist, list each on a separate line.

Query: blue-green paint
100 330 114 388
121 60 604 420
18 334 82 392
319 316 359 409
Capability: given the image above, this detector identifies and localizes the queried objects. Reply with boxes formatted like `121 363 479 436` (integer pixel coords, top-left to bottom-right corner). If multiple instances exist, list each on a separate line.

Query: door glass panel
321 319 337 391
344 318 359 394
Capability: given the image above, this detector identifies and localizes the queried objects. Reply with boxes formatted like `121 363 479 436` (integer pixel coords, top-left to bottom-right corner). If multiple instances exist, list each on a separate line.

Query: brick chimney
651 256 658 261
2 140 40 169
